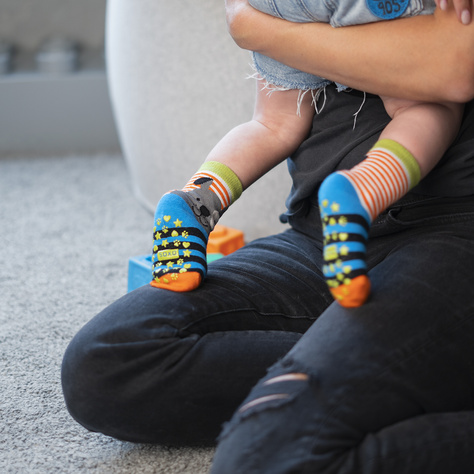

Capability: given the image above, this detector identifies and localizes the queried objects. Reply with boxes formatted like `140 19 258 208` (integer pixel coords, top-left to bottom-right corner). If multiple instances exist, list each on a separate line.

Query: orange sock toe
330 275 371 308
150 272 202 292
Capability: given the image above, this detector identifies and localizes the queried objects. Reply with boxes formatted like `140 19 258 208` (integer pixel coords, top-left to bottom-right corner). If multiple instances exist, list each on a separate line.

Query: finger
454 0 472 24
436 0 448 10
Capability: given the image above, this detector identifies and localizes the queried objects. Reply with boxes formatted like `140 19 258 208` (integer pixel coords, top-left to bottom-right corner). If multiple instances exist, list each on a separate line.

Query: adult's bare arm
225 0 474 103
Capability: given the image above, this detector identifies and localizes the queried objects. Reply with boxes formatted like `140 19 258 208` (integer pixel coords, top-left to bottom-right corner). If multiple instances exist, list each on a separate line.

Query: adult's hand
436 0 472 24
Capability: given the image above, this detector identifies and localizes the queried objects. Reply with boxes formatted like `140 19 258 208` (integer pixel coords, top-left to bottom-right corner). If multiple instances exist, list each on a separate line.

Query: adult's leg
212 198 474 473
62 87 389 446
61 229 331 445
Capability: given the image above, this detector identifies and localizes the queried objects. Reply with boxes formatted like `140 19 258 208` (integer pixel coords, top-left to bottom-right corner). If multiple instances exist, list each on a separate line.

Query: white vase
106 0 291 241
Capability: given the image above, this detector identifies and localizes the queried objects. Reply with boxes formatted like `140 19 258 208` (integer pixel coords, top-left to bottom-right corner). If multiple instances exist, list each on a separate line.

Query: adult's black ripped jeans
62 195 474 473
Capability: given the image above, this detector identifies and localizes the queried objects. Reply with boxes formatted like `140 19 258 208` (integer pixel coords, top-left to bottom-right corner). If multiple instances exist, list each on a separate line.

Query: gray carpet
0 154 214 473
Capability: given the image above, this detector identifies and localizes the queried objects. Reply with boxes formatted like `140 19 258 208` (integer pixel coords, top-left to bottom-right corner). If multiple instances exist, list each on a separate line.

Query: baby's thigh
248 0 331 23
380 95 425 119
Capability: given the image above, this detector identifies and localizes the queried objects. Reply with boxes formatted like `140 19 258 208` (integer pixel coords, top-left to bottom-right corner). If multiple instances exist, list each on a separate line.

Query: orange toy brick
207 224 245 255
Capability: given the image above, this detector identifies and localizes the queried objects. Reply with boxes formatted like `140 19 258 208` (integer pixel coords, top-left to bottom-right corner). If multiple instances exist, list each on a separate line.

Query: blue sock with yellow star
151 161 242 292
318 139 420 307
319 174 372 308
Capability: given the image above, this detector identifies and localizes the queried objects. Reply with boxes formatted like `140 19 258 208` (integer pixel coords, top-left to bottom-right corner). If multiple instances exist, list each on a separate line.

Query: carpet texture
0 154 214 473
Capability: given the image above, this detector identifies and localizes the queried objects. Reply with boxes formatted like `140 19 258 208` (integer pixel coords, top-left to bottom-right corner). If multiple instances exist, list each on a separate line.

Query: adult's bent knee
60 286 231 445
60 288 197 444
61 321 130 441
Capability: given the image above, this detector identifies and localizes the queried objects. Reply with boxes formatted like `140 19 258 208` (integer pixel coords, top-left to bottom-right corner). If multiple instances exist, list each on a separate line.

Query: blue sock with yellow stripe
151 161 242 292
319 173 371 307
318 139 420 307
151 192 209 291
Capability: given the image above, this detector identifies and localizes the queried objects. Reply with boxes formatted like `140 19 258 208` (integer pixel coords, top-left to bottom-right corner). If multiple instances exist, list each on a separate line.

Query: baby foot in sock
318 172 372 307
151 192 211 292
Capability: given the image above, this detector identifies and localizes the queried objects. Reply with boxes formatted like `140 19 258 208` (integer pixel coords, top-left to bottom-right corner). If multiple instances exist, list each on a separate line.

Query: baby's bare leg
317 96 463 308
206 80 315 189
380 96 464 178
151 81 315 292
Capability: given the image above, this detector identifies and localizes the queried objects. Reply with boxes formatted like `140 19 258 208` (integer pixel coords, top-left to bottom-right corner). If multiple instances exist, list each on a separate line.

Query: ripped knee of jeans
218 360 314 442
237 373 309 413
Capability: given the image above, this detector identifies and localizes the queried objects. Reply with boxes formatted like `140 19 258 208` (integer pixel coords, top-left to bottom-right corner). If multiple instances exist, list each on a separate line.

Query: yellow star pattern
339 245 349 256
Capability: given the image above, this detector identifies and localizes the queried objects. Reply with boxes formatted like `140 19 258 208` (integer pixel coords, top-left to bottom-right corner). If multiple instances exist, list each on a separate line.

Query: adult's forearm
226 3 474 103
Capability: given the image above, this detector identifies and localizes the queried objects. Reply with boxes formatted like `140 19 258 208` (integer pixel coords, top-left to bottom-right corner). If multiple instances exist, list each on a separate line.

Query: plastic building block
128 225 245 292
128 252 224 292
127 255 153 293
207 224 245 256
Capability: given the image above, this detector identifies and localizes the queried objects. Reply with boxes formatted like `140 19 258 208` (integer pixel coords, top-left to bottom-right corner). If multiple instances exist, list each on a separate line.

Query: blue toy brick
128 253 223 292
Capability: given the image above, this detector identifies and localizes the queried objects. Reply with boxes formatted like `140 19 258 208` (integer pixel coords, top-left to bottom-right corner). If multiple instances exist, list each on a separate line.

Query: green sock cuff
199 161 243 202
372 139 421 188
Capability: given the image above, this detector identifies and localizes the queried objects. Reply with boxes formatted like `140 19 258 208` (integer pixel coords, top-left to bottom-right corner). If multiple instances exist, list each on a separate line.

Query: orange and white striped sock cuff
182 161 243 210
339 139 421 221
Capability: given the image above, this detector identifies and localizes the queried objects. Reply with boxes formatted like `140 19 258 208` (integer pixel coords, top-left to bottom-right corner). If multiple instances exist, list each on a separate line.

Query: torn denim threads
215 360 318 473
248 0 435 92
